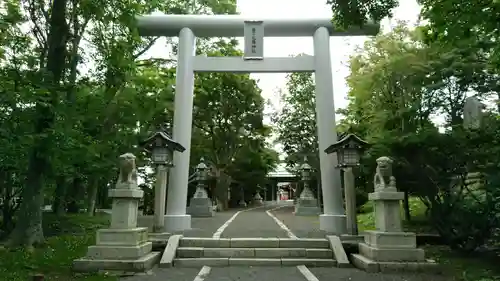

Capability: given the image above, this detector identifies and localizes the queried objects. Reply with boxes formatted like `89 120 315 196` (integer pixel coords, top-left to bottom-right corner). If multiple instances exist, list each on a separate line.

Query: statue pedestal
239 200 247 207
295 187 320 216
187 187 214 217
73 185 160 273
253 192 264 206
295 198 320 216
352 190 438 273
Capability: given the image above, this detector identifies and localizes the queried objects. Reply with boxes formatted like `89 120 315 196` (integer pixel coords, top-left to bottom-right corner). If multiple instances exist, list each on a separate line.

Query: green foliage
0 213 114 281
327 0 399 28
273 71 319 174
0 0 272 247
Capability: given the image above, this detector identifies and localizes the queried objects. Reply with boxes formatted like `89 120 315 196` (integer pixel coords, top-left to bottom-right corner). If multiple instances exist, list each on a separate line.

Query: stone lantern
187 158 214 217
325 133 368 237
325 133 368 168
141 130 185 236
295 156 320 216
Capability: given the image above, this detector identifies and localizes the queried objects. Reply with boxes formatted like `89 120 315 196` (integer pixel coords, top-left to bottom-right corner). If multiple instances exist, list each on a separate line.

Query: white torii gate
136 14 379 234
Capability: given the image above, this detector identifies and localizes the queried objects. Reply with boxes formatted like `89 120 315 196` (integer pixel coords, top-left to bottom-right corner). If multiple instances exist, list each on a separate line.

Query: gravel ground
271 206 326 238
220 205 289 238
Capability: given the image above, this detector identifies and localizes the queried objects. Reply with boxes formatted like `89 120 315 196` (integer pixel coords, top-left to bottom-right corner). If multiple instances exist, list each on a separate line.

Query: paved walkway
122 202 452 281
270 205 326 238
220 205 288 238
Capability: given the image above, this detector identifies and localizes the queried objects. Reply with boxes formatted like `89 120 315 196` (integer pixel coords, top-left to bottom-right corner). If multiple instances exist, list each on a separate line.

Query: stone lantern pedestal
73 154 161 273
351 157 438 273
187 186 214 217
253 192 264 206
294 187 320 216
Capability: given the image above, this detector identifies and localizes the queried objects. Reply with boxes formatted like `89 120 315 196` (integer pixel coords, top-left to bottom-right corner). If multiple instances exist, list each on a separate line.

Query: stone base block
359 242 425 262
364 230 416 248
188 198 215 217
319 214 347 235
149 232 171 240
73 251 161 273
294 205 320 216
164 214 191 233
87 242 152 260
297 198 318 207
188 206 215 217
340 234 364 244
96 227 148 246
351 253 440 273
137 215 154 232
253 200 264 206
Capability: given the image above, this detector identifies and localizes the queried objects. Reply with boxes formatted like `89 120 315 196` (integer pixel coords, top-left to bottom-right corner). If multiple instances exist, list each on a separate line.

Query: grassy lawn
357 197 500 281
0 212 117 281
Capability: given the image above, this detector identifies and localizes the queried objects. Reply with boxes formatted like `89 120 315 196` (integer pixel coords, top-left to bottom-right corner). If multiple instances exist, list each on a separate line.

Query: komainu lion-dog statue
116 153 138 188
373 156 396 191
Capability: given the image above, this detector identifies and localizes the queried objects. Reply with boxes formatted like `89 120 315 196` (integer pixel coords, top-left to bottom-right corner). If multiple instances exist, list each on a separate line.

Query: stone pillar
351 156 436 273
165 27 196 232
73 153 160 272
151 164 169 239
187 178 214 217
313 26 346 234
344 167 358 235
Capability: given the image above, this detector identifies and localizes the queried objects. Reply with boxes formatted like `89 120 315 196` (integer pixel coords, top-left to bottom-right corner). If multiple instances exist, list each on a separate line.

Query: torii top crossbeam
136 15 380 37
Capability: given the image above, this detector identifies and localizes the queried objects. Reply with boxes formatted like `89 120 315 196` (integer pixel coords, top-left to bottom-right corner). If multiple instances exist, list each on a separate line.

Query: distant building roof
267 163 295 178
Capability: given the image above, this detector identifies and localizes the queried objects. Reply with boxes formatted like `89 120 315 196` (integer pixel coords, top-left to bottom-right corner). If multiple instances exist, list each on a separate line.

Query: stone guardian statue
116 153 138 189
373 156 396 191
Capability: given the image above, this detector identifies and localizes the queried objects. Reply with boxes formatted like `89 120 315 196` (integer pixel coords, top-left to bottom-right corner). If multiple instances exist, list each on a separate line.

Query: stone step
177 247 333 259
173 257 337 267
179 237 330 249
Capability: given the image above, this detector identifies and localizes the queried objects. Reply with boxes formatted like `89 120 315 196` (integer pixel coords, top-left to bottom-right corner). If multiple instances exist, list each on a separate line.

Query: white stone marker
351 156 438 273
73 153 160 273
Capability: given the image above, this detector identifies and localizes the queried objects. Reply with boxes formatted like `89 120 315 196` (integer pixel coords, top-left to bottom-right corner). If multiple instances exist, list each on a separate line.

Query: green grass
357 197 500 281
424 245 500 281
0 212 117 281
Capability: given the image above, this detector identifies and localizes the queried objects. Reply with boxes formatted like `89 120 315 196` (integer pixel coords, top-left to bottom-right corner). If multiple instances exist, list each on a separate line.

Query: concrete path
121 202 452 281
270 205 326 238
220 205 289 238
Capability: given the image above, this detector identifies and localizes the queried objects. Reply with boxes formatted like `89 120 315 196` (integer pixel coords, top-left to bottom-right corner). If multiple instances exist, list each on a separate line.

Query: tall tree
273 71 319 172
191 40 267 209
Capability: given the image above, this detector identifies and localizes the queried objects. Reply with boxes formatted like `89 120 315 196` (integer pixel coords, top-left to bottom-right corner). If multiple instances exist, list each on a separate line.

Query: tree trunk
215 170 231 210
8 0 68 248
8 156 46 247
52 176 67 215
403 191 411 222
86 178 99 216
66 177 84 213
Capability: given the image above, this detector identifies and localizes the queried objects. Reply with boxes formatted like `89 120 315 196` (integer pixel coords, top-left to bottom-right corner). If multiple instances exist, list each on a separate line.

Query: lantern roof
196 157 208 170
140 130 186 153
324 133 368 154
300 156 312 170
